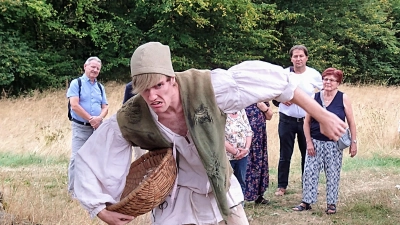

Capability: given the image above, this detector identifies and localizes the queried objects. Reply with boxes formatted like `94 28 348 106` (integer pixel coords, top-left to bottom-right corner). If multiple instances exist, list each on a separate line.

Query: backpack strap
77 78 103 100
78 78 103 98
96 82 103 99
77 78 82 97
68 78 82 121
68 78 103 121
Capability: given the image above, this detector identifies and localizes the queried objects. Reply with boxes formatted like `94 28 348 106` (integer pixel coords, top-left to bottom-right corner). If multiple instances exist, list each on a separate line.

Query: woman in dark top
292 68 357 214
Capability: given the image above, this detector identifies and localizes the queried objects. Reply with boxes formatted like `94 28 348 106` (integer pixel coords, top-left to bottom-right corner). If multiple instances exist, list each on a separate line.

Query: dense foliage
1 0 399 96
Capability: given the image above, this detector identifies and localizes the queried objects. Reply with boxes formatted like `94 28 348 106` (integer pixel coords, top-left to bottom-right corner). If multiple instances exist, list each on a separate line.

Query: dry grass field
1 82 400 225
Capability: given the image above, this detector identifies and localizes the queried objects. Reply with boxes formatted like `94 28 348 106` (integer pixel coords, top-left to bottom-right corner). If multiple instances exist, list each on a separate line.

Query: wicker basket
106 148 177 217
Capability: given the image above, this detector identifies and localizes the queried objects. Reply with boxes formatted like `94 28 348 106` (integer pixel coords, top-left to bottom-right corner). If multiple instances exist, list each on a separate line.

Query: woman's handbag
337 128 351 150
319 91 351 150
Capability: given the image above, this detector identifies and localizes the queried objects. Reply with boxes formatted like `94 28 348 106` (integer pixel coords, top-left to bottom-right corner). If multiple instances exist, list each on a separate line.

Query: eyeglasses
323 78 338 83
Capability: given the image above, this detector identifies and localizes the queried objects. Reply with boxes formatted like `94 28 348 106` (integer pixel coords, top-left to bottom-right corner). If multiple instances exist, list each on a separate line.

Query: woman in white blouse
225 109 253 196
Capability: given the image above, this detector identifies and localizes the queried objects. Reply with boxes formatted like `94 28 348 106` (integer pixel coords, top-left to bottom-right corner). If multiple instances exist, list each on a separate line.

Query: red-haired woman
293 68 357 214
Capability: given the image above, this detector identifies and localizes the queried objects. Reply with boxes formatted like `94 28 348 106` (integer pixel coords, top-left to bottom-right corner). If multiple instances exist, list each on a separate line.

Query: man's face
140 76 175 113
84 60 102 80
291 49 308 69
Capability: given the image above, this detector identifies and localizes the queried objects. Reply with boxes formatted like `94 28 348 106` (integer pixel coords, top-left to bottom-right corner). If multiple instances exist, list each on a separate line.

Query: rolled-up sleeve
211 60 297 113
74 114 132 218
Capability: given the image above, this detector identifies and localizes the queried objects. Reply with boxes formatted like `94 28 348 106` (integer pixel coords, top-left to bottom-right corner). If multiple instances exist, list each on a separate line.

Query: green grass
337 195 398 225
269 154 400 177
349 203 391 219
244 154 400 224
342 154 400 171
0 152 68 167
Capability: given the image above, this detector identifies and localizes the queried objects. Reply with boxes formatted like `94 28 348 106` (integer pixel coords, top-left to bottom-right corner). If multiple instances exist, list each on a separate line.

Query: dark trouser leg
296 121 307 176
277 120 296 189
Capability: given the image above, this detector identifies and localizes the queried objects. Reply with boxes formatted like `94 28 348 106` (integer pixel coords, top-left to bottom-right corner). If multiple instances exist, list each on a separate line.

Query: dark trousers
277 112 307 189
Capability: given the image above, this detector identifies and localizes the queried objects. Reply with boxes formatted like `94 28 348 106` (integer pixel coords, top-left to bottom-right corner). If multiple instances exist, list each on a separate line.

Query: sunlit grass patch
0 152 67 167
342 155 400 171
338 191 399 225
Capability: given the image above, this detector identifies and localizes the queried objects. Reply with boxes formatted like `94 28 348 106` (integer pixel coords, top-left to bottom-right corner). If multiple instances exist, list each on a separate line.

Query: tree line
1 0 399 96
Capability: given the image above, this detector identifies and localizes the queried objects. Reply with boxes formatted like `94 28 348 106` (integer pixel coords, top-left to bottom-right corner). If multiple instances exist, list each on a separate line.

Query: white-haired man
66 56 108 195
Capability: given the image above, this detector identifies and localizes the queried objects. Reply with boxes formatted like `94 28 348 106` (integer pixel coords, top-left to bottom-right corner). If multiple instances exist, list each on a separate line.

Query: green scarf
117 69 232 220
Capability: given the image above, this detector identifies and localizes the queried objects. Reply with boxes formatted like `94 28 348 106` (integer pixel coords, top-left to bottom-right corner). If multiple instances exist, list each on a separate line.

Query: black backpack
67 78 103 121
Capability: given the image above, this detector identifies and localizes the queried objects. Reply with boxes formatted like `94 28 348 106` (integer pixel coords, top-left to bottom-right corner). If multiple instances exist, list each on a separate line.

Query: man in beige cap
73 42 347 225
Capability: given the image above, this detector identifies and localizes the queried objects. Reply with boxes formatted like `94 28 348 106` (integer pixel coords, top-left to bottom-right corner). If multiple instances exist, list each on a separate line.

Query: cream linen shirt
74 60 297 224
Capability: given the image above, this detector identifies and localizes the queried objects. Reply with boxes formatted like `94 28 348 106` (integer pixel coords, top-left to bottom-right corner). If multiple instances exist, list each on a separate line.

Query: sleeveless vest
311 91 345 141
116 69 233 219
